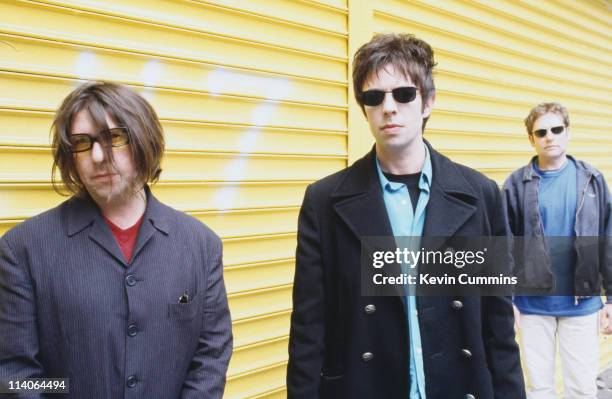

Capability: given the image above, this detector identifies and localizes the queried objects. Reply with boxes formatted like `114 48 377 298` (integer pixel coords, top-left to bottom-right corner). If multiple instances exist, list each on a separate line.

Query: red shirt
104 215 144 264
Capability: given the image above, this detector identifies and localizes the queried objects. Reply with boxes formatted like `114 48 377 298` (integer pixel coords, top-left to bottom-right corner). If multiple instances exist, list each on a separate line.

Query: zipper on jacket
574 172 592 235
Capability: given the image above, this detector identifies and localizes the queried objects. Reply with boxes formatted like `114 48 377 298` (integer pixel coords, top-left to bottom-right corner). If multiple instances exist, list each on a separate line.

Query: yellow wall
1 0 611 398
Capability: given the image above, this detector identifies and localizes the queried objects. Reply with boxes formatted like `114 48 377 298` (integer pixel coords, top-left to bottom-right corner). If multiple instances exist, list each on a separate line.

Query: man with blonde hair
503 102 612 399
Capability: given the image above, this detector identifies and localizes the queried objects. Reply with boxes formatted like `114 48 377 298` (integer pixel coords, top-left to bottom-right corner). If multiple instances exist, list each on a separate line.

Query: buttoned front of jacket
0 189 232 398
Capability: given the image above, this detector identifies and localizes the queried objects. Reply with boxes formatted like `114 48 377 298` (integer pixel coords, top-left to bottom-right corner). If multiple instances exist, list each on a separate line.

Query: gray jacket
502 155 612 301
0 188 233 398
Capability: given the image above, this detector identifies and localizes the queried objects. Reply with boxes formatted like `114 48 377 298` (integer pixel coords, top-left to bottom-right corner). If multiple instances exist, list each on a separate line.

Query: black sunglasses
532 125 565 138
69 127 130 153
361 86 418 107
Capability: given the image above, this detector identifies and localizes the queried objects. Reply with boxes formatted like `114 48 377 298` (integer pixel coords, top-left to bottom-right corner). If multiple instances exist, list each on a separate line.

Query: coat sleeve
0 236 45 398
287 184 325 399
180 235 233 399
483 179 526 399
599 176 612 303
501 176 518 236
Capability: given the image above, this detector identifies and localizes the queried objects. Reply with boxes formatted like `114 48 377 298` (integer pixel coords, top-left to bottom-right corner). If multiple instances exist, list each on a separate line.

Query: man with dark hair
0 82 232 398
504 102 612 399
287 33 525 399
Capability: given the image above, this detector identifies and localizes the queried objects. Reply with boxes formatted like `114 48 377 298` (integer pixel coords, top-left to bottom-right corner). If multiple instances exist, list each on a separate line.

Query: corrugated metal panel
0 0 348 397
371 0 612 386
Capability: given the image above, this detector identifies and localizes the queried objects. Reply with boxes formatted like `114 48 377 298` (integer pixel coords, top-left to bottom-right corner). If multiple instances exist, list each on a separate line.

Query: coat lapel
331 149 404 299
332 148 394 241
65 194 128 266
131 191 170 262
65 187 170 268
422 142 477 238
89 219 128 266
331 144 481 303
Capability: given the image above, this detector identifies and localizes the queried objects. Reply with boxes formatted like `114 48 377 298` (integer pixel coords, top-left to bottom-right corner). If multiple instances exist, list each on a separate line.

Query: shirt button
416 347 422 354
461 349 472 359
126 274 136 287
401 200 407 205
126 375 137 388
364 304 376 314
361 352 374 362
127 324 138 337
451 300 464 310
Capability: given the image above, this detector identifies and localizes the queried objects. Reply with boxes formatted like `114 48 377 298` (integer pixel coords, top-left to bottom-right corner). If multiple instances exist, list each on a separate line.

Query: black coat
287 143 525 399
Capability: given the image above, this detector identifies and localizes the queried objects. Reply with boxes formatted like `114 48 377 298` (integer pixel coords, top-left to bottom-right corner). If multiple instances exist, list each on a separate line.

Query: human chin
87 176 132 203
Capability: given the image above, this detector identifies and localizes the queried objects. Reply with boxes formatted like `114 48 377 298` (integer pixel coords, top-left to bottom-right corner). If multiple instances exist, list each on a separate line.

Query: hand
600 303 612 335
513 304 521 333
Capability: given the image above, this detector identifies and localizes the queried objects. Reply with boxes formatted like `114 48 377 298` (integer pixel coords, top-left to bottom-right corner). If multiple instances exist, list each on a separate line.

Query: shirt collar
376 143 433 193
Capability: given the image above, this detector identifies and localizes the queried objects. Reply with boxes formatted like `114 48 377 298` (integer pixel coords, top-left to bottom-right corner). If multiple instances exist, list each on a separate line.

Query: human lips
381 124 403 132
92 172 117 180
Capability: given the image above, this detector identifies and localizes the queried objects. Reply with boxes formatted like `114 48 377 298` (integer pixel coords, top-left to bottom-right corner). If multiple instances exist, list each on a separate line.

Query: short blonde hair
524 102 570 135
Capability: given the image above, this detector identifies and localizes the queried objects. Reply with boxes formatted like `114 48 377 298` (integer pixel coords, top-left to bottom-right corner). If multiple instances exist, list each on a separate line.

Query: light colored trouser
520 312 600 399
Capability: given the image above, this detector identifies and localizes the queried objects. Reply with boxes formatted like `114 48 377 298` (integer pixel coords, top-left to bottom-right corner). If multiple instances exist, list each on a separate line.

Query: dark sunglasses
69 127 130 153
361 86 418 107
532 125 565 138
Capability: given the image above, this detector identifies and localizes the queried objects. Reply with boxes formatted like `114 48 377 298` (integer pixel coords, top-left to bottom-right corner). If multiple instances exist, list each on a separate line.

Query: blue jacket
502 156 612 301
0 188 232 398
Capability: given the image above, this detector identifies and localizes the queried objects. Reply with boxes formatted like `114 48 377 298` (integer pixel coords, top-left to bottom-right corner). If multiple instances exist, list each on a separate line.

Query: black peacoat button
361 352 374 362
364 304 376 314
451 300 463 310
127 324 138 337
461 349 472 358
126 375 137 388
126 274 136 287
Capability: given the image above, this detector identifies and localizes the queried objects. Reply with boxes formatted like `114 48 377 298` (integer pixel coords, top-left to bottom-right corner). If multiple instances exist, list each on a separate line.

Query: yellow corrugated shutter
0 0 348 397
1 0 611 397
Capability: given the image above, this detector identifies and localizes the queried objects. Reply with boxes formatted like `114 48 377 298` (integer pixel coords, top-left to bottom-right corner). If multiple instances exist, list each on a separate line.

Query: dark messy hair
353 33 437 129
51 81 165 196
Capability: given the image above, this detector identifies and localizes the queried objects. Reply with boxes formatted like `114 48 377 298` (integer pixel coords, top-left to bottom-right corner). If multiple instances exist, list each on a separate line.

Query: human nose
381 92 398 114
91 141 105 163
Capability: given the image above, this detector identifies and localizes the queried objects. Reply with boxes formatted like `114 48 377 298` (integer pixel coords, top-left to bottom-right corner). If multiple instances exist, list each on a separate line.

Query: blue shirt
376 144 432 399
514 158 603 316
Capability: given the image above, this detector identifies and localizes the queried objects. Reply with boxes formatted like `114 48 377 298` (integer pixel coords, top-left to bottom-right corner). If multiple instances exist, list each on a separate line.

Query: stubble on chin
92 173 143 207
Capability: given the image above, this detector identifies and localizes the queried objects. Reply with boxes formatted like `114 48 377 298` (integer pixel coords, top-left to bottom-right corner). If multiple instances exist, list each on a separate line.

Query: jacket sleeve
0 236 45 398
501 177 518 236
599 176 612 303
483 179 526 399
287 184 325 399
180 235 233 399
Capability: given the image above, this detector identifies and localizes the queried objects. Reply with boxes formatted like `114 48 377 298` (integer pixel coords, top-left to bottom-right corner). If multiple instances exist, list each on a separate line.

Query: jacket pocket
320 373 345 398
167 295 199 320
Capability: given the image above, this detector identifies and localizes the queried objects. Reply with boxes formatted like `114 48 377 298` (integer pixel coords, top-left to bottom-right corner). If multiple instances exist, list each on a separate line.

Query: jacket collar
65 186 171 266
522 154 599 182
331 139 478 238
67 186 169 236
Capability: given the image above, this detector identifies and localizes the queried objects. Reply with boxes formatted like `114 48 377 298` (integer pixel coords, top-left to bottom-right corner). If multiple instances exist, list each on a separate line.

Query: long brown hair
51 81 165 196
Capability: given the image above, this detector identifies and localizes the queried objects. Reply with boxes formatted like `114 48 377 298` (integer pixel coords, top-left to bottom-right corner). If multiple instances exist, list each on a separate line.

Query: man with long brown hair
0 82 232 398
